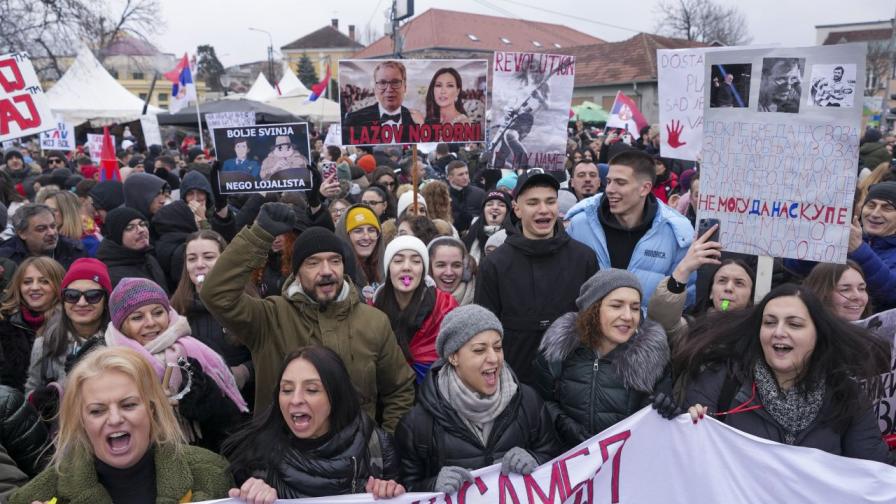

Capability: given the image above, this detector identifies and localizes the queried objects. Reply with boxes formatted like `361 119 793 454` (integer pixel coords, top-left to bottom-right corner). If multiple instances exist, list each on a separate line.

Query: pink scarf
104 309 248 412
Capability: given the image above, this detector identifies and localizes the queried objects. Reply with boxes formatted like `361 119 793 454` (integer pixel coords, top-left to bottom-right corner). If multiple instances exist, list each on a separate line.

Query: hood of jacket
180 171 213 206
152 200 199 236
539 313 669 393
123 173 167 219
88 180 124 212
503 220 571 257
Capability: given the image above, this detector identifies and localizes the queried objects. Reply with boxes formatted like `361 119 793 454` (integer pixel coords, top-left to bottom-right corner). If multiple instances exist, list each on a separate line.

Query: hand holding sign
666 120 687 148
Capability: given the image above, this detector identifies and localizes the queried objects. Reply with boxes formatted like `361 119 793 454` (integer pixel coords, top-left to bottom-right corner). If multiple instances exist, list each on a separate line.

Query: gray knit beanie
436 304 504 359
576 269 642 311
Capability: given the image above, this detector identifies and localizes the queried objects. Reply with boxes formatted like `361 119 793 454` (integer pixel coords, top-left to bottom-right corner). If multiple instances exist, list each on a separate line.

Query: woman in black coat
668 284 890 463
395 305 561 494
222 346 404 502
534 269 671 449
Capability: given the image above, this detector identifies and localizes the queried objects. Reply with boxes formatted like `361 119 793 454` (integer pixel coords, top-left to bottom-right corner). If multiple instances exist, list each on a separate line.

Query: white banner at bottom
201 407 896 503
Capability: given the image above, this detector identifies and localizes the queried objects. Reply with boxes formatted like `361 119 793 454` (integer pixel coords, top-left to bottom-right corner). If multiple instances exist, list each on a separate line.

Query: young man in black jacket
446 160 485 233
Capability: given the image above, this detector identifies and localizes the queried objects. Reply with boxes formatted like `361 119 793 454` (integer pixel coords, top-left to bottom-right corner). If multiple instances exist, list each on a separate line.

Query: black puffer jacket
0 313 36 392
234 414 398 498
95 239 168 292
395 361 561 491
533 314 671 449
0 385 50 477
474 222 598 382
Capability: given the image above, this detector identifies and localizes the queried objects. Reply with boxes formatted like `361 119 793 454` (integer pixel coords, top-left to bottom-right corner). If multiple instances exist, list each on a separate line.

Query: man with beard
200 203 415 430
567 161 600 201
0 204 84 268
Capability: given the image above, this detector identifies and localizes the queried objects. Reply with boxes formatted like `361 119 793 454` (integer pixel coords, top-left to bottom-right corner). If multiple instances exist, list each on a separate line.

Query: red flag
164 53 189 83
99 127 120 182
307 64 331 102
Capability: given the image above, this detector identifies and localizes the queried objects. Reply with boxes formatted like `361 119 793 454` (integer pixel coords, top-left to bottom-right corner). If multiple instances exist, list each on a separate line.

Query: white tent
46 49 160 125
265 86 341 124
244 73 277 102
277 61 310 96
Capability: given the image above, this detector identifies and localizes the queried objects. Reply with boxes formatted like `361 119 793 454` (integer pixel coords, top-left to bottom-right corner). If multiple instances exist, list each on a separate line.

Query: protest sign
212 122 312 194
657 48 710 161
205 111 256 130
858 308 896 435
196 407 896 504
39 117 76 151
86 132 115 163
0 52 55 142
487 51 575 174
338 59 488 146
324 123 342 146
698 43 865 263
139 115 162 147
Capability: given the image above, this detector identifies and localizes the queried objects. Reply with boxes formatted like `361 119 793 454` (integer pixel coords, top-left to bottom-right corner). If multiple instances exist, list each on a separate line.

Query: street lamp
248 27 275 85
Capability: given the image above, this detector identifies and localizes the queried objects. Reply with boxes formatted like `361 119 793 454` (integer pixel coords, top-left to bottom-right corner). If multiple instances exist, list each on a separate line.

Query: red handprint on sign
666 120 687 149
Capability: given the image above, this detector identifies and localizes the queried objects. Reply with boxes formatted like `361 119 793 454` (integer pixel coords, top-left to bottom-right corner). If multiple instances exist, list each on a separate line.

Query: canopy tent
571 101 609 123
244 73 277 102
265 87 341 124
277 61 310 96
155 98 299 126
45 49 161 125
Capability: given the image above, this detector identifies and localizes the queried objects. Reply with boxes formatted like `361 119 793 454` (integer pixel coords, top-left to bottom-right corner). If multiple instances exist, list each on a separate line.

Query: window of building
532 40 542 47
157 92 168 101
132 72 144 80
500 37 511 44
467 34 480 41
109 69 119 78
138 93 148 100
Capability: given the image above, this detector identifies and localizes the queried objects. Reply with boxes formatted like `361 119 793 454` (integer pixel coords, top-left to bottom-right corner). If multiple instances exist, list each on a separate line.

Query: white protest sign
39 117 76 151
658 48 708 161
699 43 865 263
0 52 55 142
324 123 342 146
140 115 162 146
858 308 896 435
205 111 256 130
86 133 115 163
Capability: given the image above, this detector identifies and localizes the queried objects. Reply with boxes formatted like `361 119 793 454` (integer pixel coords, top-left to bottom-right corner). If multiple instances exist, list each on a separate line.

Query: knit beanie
576 269 642 311
383 235 429 279
291 227 346 272
436 304 504 359
103 207 145 246
483 190 511 210
344 206 381 233
865 181 896 209
3 150 23 164
496 172 518 192
109 278 170 329
557 190 578 218
62 258 112 293
397 191 427 217
357 154 377 173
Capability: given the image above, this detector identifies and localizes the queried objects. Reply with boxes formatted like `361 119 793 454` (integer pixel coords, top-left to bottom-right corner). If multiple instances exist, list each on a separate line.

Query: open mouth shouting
107 431 132 455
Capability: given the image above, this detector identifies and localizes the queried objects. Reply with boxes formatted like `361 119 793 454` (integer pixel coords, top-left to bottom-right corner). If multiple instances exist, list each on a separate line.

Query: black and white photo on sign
807 64 857 108
757 57 805 114
709 63 752 109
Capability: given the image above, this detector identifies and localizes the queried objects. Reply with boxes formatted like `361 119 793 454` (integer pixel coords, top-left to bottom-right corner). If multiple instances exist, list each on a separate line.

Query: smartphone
319 160 337 181
698 218 721 242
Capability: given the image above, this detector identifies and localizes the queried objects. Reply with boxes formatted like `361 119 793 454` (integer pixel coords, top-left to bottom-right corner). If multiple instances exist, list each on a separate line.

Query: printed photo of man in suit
221 138 261 179
343 60 421 144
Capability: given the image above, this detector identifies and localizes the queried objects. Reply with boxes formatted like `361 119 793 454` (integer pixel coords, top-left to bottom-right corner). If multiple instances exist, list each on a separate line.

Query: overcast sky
153 0 895 67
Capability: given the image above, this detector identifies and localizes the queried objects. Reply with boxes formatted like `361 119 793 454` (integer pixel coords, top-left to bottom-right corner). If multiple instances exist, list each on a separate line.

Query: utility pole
391 0 401 58
249 27 275 84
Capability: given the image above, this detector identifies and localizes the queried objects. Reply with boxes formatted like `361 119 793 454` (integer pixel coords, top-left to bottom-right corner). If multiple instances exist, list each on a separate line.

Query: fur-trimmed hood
539 312 670 393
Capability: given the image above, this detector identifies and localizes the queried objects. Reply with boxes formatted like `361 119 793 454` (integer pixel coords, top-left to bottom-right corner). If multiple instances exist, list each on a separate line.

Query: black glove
651 392 684 420
210 162 228 211
255 202 296 236
306 165 322 208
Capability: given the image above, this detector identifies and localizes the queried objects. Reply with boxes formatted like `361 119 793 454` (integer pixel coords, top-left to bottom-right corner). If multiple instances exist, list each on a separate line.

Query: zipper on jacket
350 456 359 493
589 358 599 433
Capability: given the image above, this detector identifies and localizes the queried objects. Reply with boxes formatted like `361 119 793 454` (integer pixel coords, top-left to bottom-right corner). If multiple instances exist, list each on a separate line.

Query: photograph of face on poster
338 59 488 146
757 57 805 113
212 122 312 194
709 63 751 108
807 64 857 108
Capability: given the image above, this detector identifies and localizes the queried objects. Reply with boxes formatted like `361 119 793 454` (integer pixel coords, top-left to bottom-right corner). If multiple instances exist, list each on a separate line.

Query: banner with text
0 52 55 142
140 115 162 147
39 117 76 151
198 408 896 504
206 111 256 130
86 133 115 163
657 48 711 161
699 43 865 262
338 59 487 146
212 122 311 194
858 308 896 436
488 51 575 173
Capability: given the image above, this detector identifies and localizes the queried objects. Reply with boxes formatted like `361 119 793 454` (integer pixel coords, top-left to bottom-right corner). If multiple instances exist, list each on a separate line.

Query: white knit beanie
383 235 430 279
397 191 427 217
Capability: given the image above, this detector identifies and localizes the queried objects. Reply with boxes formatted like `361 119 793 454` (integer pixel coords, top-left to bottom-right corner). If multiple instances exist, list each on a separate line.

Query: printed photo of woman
425 68 471 125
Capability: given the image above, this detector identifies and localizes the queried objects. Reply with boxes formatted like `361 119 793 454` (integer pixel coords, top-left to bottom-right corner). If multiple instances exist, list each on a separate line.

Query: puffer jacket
0 385 50 478
686 363 889 464
95 239 168 292
199 224 415 431
235 415 399 498
0 313 36 392
566 193 694 305
848 234 896 311
860 141 891 170
533 315 671 448
395 361 561 491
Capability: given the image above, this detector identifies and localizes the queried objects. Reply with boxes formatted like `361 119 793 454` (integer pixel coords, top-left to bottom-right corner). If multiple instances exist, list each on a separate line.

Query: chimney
349 25 356 41
331 18 338 30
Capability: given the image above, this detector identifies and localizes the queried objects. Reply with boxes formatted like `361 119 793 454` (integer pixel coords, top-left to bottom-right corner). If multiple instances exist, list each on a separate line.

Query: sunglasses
62 288 105 304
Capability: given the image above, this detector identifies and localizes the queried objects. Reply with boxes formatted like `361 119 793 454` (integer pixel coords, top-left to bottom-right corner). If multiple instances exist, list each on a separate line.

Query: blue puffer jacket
566 193 695 305
848 235 896 310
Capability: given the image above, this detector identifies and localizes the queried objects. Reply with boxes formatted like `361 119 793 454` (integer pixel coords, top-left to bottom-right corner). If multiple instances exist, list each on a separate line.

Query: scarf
437 364 517 445
104 308 248 413
20 306 46 330
450 279 476 306
753 360 824 445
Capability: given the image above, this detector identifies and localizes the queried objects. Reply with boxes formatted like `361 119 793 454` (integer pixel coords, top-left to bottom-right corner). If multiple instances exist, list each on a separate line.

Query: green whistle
720 299 730 311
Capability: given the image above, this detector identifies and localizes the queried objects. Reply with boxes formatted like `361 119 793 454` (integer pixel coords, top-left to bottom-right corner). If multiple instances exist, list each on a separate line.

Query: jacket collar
284 275 357 317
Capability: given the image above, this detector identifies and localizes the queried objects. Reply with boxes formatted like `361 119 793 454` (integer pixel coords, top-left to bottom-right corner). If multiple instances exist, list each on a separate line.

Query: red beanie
357 154 377 174
62 258 112 293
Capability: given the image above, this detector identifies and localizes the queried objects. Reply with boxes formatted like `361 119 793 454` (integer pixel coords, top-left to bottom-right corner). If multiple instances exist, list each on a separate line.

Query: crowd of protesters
0 120 893 503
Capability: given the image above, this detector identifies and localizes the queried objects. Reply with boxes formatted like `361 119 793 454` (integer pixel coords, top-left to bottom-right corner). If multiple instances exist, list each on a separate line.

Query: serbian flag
305 64 331 103
605 91 648 140
164 53 196 113
98 127 120 182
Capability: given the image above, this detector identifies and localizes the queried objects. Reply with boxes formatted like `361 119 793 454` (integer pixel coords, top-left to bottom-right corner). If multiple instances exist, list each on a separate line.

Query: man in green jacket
200 202 415 432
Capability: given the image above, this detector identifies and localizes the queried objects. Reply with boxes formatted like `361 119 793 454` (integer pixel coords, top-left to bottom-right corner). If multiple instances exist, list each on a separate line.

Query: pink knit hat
108 278 170 329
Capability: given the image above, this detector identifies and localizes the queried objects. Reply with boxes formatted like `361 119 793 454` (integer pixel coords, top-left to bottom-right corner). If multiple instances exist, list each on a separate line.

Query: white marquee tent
244 73 277 102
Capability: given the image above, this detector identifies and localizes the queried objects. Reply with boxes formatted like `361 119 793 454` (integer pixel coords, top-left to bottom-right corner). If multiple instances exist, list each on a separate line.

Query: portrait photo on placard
757 57 805 114
807 64 857 108
709 63 752 108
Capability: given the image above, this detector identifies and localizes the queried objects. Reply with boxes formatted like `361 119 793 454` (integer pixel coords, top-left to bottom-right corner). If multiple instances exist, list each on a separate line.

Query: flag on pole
305 64 331 103
99 127 120 182
164 53 196 113
605 91 649 139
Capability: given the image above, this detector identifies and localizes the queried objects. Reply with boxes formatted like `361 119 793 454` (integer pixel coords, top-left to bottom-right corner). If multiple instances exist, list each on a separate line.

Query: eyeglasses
124 221 148 233
62 288 105 304
48 158 64 165
362 199 385 206
375 79 404 91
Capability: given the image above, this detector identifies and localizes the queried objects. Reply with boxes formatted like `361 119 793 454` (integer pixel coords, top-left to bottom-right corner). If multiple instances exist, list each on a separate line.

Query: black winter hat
291 227 345 272
865 181 896 209
103 206 145 245
3 150 23 164
88 180 124 211
483 190 511 210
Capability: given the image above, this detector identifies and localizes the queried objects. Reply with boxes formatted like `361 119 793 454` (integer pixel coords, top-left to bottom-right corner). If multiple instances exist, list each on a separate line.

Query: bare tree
359 23 383 46
866 39 894 94
0 0 163 79
654 0 752 46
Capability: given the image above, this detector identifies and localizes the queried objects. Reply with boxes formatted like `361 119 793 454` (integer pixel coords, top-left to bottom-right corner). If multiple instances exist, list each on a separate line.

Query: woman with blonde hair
36 188 83 241
9 346 233 504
